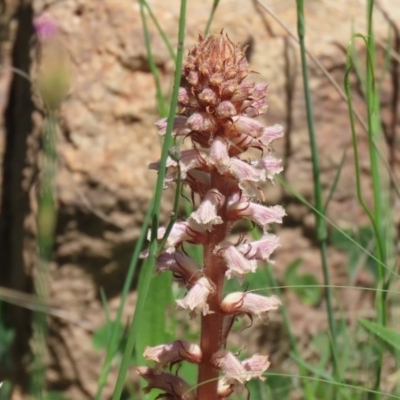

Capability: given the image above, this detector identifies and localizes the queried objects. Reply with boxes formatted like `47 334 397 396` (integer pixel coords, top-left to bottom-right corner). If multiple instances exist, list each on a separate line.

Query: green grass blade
289 352 334 382
278 176 400 281
139 0 168 117
264 373 400 399
135 270 175 358
143 0 176 60
295 0 338 383
31 112 58 398
323 150 346 213
359 319 400 353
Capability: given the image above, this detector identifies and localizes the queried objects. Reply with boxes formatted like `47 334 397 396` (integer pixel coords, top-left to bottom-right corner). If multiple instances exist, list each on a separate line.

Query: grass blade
111 1 188 397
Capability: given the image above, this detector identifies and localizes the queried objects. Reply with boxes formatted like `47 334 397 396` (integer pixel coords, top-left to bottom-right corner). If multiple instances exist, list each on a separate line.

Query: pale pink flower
155 116 190 137
187 112 215 132
178 87 199 108
178 149 213 178
144 340 202 369
259 124 284 145
226 191 242 206
178 87 190 105
184 169 211 197
225 116 264 139
215 355 270 397
245 98 268 117
252 82 268 99
241 354 270 381
227 198 286 228
230 81 255 102
212 351 270 385
215 100 237 118
190 189 225 230
228 158 266 188
187 70 199 86
210 136 230 174
254 155 283 180
155 252 202 288
154 220 207 253
215 242 257 281
176 277 215 317
198 88 219 106
238 234 280 262
228 126 281 152
229 131 260 150
211 350 247 384
241 83 268 117
209 72 223 86
148 149 211 182
220 292 282 318
217 376 240 398
221 79 239 97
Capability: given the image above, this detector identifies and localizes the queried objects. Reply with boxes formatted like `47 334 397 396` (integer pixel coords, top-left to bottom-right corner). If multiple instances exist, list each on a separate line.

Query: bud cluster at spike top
138 32 286 399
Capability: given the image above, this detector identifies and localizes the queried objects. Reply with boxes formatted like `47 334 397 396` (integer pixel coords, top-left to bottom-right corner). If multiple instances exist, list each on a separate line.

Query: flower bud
34 15 70 109
136 367 196 400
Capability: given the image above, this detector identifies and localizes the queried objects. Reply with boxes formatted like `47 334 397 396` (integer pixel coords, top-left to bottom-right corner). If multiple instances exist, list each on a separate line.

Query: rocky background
0 0 399 399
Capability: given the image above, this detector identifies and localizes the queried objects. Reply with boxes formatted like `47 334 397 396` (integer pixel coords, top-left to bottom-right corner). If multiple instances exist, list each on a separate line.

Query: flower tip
34 14 58 40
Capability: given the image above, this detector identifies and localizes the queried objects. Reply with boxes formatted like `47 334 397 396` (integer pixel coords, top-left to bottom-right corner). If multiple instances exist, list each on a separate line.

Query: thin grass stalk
99 288 111 326
143 0 176 60
31 112 57 398
365 0 388 393
204 0 220 36
295 0 339 386
278 176 399 281
264 372 400 399
139 0 168 117
377 25 393 92
343 50 380 239
111 1 187 398
324 151 347 213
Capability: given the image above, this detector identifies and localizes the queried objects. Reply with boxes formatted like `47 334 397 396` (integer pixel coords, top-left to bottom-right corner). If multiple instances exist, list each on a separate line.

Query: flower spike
138 32 285 400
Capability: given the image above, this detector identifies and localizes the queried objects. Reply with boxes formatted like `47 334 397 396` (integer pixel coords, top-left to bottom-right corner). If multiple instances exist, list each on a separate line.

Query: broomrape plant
137 32 285 400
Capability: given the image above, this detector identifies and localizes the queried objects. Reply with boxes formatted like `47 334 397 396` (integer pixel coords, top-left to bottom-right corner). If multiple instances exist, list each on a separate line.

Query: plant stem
295 0 339 388
366 0 387 396
197 172 230 400
31 112 57 398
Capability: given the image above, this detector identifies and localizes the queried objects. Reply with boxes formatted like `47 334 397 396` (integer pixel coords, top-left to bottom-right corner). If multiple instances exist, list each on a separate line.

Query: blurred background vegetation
0 0 399 399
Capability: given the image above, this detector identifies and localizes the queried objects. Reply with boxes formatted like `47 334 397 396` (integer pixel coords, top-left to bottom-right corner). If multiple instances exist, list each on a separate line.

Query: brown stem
197 172 231 400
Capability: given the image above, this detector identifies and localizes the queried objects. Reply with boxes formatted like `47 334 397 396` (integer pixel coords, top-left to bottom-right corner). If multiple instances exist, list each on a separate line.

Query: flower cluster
138 32 285 400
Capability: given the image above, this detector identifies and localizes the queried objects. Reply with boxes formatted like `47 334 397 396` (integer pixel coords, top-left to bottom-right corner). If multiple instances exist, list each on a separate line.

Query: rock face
0 0 399 398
